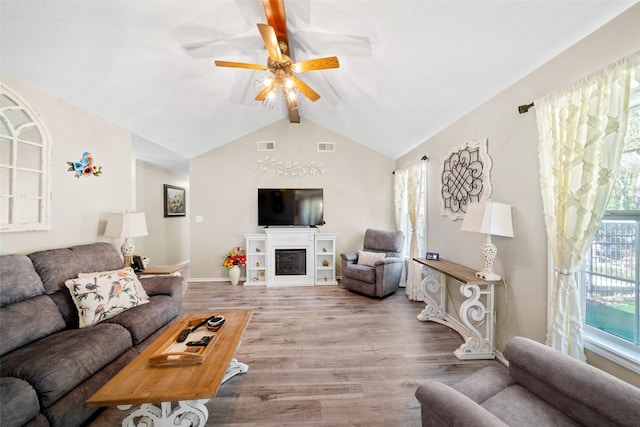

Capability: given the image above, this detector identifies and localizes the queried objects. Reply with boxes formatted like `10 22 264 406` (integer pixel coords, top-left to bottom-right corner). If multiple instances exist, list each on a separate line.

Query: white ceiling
1 1 636 173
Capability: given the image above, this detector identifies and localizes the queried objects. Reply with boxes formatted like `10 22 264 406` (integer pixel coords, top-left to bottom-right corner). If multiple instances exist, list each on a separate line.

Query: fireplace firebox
275 249 307 276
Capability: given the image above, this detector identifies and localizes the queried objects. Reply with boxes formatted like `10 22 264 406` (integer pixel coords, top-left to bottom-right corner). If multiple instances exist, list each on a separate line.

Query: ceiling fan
214 0 339 123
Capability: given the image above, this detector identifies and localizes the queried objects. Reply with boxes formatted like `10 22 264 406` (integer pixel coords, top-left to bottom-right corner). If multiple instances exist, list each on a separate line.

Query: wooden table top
136 264 185 275
413 257 503 285
86 310 253 407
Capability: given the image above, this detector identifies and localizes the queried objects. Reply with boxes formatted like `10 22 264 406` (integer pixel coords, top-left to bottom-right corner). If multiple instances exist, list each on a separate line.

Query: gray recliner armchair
340 229 404 298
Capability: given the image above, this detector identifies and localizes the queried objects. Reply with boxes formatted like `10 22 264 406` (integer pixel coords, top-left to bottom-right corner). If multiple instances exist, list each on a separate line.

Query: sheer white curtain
394 161 427 301
394 168 408 287
536 51 639 359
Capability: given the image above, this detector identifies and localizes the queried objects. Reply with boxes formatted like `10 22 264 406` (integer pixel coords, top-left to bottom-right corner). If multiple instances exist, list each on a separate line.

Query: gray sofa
415 336 640 426
340 228 404 298
0 243 183 427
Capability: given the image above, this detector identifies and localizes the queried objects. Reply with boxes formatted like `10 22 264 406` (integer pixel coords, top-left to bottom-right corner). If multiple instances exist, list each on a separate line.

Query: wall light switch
195 215 203 223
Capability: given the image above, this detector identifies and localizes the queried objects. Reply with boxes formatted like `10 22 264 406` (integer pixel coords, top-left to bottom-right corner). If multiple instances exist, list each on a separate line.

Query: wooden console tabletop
135 264 185 276
413 258 501 360
414 258 498 286
87 310 252 407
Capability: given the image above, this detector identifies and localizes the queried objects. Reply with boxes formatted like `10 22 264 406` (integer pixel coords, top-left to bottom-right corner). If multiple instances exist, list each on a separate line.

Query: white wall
189 118 396 279
0 74 133 255
135 159 189 265
396 5 640 386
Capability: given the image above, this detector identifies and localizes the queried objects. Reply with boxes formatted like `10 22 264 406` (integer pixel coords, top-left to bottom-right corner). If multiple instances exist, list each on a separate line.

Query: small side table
414 257 503 360
136 265 185 276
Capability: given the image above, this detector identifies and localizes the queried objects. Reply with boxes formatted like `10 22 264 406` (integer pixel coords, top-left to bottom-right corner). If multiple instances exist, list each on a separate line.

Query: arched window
0 84 51 232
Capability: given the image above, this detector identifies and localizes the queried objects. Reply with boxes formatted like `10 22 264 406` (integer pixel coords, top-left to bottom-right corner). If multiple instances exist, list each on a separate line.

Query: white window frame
0 84 51 232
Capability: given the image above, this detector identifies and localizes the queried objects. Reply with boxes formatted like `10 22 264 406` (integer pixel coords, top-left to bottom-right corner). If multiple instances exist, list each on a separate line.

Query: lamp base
121 239 134 268
475 271 502 281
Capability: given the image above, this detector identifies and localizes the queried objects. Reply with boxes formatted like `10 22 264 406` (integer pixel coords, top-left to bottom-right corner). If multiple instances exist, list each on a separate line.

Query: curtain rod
518 102 535 114
392 155 429 174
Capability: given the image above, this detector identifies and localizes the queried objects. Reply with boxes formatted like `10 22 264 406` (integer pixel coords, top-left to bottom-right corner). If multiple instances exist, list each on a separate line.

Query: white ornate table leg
417 267 464 333
453 283 495 360
119 400 209 427
222 358 249 383
116 347 250 426
416 263 496 360
417 266 446 322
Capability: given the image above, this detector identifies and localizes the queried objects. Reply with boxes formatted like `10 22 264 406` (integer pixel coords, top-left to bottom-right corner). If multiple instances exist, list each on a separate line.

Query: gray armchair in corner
340 228 404 298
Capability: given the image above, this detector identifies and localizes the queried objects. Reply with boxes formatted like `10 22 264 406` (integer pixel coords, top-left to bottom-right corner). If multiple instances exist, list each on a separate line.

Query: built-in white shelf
244 234 267 285
315 234 336 285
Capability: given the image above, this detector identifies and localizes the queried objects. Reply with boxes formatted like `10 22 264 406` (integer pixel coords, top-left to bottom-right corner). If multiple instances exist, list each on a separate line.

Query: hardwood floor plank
88 280 505 426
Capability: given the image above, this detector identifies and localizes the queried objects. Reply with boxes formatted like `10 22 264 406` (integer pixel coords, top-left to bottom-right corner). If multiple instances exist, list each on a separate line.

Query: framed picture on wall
164 184 186 217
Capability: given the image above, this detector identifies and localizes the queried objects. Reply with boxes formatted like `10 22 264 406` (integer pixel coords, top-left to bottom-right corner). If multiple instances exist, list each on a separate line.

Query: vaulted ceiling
1 1 635 173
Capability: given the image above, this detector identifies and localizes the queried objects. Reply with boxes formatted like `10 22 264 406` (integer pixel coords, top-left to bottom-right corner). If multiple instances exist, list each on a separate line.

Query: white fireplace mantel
244 228 336 287
265 228 316 286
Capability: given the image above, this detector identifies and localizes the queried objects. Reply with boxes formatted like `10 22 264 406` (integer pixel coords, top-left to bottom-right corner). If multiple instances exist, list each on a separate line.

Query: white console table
414 257 502 360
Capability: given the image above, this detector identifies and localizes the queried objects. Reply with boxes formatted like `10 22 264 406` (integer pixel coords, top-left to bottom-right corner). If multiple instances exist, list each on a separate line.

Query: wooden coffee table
87 310 252 426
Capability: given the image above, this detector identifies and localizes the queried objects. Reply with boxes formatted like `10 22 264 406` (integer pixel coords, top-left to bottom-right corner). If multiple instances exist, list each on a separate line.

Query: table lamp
104 211 148 267
460 200 514 281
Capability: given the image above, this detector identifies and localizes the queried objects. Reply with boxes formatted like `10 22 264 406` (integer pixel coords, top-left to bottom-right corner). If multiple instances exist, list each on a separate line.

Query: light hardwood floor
89 279 505 426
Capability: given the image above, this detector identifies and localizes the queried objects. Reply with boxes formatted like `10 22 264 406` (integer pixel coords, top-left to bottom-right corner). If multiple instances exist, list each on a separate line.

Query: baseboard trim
188 277 229 282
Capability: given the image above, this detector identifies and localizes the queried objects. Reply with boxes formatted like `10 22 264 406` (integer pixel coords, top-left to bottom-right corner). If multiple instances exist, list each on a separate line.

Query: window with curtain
578 82 640 371
536 51 639 361
394 160 427 300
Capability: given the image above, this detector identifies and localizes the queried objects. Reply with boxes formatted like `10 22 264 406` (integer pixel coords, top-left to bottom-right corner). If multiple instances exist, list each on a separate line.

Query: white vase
229 265 241 285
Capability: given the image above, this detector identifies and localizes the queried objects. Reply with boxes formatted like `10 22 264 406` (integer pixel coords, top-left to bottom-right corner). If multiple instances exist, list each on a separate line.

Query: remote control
176 328 190 343
186 335 213 347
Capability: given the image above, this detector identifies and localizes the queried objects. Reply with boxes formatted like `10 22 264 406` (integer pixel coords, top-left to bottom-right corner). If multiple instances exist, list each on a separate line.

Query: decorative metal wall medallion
251 156 325 177
439 138 492 220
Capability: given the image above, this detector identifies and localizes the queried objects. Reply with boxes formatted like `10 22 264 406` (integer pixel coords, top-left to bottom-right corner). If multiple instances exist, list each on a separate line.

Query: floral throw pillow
66 268 149 328
78 267 150 301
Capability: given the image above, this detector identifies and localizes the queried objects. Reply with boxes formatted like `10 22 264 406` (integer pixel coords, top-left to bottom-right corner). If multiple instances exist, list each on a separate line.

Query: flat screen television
258 188 324 227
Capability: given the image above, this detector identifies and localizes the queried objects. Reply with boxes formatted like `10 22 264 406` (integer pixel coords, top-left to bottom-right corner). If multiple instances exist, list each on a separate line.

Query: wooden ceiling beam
262 0 289 54
262 0 300 123
286 96 300 123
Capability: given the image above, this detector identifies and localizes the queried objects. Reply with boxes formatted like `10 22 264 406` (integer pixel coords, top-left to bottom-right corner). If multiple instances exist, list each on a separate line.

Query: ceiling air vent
257 141 275 151
317 142 335 152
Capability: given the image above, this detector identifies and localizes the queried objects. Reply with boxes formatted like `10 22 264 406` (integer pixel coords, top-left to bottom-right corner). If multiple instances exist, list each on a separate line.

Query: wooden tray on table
148 317 223 366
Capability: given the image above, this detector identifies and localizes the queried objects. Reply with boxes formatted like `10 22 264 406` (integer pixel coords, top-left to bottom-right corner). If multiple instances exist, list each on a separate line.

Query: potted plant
223 247 246 285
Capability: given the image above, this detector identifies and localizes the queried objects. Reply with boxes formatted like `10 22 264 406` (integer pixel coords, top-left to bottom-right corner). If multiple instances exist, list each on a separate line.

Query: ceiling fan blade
180 32 263 59
257 23 282 62
255 80 276 101
298 71 342 107
214 60 267 70
262 0 288 48
291 76 320 102
290 30 373 57
293 56 339 73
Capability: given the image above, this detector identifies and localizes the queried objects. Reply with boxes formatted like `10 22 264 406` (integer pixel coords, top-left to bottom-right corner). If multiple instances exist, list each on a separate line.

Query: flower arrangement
223 247 246 269
67 152 102 178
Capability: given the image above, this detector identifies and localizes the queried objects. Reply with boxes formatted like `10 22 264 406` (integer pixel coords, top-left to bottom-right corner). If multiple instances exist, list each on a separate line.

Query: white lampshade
460 201 514 238
104 212 148 238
